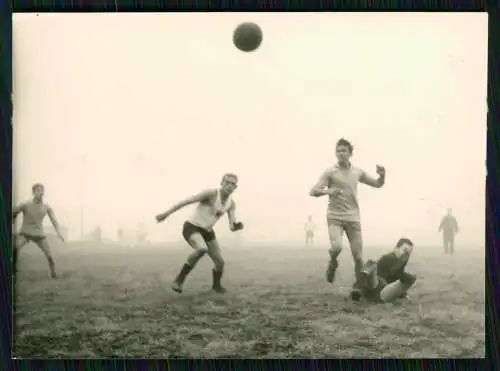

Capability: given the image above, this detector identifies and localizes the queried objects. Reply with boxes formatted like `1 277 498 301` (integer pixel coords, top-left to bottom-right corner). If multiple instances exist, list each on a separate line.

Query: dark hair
336 138 354 153
222 173 238 181
396 237 414 248
32 183 44 192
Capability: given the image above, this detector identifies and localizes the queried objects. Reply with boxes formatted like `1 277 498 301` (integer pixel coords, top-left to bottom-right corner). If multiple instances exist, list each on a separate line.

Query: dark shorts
17 233 46 243
362 277 387 303
182 221 216 244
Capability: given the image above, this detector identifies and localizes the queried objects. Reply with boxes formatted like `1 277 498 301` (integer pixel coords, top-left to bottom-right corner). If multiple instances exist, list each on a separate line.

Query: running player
304 215 315 248
12 183 65 278
309 138 386 287
155 173 243 294
351 237 417 303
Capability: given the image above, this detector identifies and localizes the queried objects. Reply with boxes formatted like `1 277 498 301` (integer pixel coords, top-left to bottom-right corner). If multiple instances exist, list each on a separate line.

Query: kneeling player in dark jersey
351 237 417 302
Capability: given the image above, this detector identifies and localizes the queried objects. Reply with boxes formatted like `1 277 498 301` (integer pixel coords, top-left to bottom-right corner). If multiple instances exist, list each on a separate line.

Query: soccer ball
233 22 263 52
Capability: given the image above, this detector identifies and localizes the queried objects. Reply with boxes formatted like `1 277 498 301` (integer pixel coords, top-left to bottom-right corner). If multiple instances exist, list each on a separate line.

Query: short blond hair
222 173 238 181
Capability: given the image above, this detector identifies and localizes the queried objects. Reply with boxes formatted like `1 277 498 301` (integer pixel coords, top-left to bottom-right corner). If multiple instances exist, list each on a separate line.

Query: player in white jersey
155 173 243 294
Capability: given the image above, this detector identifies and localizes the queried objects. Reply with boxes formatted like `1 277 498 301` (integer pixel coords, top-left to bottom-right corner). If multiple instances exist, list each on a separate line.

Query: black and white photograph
12 13 486 358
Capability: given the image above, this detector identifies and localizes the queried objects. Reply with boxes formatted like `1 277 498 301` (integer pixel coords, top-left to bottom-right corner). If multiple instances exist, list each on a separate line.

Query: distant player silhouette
438 208 459 255
304 215 315 248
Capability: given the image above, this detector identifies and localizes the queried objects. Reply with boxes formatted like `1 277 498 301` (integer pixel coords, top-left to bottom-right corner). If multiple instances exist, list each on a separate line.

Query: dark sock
328 252 340 270
212 269 224 288
47 257 57 277
175 263 193 284
354 259 364 279
332 259 339 269
330 250 340 261
48 257 55 271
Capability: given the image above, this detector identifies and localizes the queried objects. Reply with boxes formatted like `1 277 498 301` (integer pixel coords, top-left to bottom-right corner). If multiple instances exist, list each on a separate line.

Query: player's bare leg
345 222 364 279
448 235 455 255
345 221 365 298
13 235 29 277
36 238 57 279
172 234 207 293
379 273 416 302
207 240 226 293
326 221 343 283
306 233 314 248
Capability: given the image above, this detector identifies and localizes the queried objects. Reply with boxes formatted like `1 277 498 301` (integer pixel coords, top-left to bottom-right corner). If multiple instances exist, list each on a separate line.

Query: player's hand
376 165 386 176
230 222 244 232
399 249 412 265
57 234 65 242
155 213 167 223
402 244 413 256
326 188 343 197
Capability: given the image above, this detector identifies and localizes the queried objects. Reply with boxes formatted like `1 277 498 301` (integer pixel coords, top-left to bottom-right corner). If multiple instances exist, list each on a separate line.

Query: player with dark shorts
155 173 243 294
351 237 417 303
12 183 65 278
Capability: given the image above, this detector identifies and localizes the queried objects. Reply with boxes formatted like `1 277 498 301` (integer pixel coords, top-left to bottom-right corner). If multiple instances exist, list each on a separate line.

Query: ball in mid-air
233 22 263 52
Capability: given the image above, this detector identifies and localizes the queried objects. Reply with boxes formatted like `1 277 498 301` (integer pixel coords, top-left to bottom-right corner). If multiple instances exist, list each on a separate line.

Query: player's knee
189 238 208 253
214 258 225 271
328 243 342 257
195 246 208 255
400 272 416 287
352 251 363 262
187 249 206 266
15 237 26 250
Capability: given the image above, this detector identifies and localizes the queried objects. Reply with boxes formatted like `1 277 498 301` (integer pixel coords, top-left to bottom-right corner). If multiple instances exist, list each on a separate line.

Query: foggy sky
12 13 487 247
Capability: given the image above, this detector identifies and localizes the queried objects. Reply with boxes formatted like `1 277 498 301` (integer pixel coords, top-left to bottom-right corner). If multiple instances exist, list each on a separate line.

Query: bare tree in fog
438 208 459 255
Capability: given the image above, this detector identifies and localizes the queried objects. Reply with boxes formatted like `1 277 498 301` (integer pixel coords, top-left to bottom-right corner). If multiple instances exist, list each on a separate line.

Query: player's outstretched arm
47 206 65 241
227 200 237 226
155 189 216 223
359 165 386 188
228 200 243 231
12 203 25 220
309 170 332 197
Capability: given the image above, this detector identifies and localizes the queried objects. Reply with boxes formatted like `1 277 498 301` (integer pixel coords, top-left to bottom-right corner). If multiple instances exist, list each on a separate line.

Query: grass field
14 242 485 358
